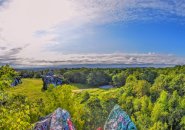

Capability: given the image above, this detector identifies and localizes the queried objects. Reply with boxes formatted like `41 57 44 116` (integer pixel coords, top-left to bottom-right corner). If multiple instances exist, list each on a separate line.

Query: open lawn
8 78 45 101
7 78 108 101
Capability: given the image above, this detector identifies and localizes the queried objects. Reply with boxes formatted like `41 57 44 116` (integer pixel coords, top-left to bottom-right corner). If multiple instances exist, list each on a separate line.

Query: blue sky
52 21 185 56
0 0 185 66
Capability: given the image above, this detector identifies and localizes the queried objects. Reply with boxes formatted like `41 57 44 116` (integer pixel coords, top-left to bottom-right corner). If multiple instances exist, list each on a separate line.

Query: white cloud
0 0 81 58
0 0 185 66
1 52 185 67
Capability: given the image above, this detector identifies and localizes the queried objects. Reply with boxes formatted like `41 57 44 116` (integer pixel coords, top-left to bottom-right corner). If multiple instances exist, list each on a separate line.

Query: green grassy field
8 78 46 101
7 78 105 101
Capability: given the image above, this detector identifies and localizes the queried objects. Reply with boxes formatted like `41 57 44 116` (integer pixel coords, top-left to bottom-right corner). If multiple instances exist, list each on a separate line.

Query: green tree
151 91 169 123
87 71 111 86
112 71 127 87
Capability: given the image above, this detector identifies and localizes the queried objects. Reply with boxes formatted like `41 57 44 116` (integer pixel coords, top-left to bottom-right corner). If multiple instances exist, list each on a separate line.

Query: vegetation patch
0 65 185 129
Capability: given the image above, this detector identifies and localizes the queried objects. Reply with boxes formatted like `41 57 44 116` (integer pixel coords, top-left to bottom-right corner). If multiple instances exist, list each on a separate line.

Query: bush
87 71 111 86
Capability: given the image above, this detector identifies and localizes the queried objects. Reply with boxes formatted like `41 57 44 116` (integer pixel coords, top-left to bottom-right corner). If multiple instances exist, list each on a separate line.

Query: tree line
18 67 159 87
0 65 185 129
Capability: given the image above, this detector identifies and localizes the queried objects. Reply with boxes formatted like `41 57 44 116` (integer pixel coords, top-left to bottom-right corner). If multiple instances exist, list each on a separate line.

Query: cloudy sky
0 0 185 67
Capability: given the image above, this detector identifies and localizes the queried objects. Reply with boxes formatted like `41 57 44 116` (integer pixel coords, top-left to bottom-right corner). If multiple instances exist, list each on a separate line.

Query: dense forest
0 65 185 130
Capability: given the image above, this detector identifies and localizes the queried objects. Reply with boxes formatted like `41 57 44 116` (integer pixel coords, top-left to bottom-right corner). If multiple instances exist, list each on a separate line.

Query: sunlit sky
0 0 185 66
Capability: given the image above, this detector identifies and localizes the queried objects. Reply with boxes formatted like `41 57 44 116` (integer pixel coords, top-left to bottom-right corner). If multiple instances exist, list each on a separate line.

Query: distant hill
14 63 175 70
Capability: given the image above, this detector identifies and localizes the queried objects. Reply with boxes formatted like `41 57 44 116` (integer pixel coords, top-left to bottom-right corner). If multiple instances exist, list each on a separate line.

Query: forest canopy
0 65 185 130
